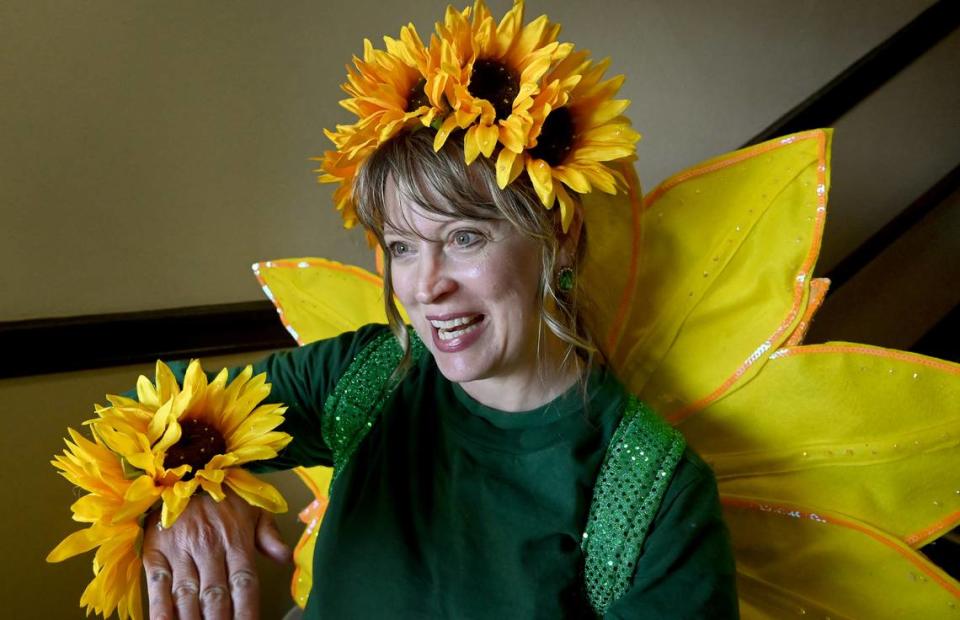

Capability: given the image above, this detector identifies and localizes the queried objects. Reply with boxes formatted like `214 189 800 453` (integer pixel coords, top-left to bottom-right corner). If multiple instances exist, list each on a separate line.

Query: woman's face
383 180 547 401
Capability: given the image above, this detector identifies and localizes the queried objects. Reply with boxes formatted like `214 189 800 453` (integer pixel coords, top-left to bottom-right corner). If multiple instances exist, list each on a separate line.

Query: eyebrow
382 225 417 238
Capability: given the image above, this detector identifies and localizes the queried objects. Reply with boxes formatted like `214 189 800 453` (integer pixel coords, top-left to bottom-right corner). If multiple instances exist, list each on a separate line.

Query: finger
143 549 175 620
195 545 232 620
226 544 261 620
255 512 292 564
170 554 202 620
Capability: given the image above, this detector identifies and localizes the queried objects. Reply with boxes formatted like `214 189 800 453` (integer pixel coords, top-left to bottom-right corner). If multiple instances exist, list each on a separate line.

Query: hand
141 490 292 620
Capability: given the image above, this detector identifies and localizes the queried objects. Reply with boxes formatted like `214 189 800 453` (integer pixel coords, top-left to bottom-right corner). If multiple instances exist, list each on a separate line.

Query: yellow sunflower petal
218 371 271 438
153 361 181 403
114 475 160 523
160 479 200 528
47 526 103 562
151 410 182 455
105 394 141 410
206 453 239 470
576 143 637 162
145 399 173 445
555 183 576 233
577 163 619 194
197 468 226 484
518 43 558 85
124 448 157 476
224 469 288 514
228 442 287 466
581 98 631 127
70 494 115 523
498 116 529 153
94 424 140 457
493 0 523 55
552 166 591 194
510 13 550 62
197 469 227 501
135 374 160 410
579 122 641 146
464 125 482 164
526 158 555 207
228 411 288 449
496 149 525 189
181 359 207 396
432 114 459 152
476 122 499 158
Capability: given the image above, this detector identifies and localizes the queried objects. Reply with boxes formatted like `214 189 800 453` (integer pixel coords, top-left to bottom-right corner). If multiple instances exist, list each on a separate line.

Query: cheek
390 266 416 306
469 254 541 314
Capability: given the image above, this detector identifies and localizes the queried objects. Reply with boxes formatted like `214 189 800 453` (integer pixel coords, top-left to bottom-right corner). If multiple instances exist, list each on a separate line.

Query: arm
605 451 739 619
139 324 390 619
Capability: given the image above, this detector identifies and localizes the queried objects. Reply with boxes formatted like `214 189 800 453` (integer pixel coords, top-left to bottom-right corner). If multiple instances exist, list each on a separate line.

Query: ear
558 203 584 266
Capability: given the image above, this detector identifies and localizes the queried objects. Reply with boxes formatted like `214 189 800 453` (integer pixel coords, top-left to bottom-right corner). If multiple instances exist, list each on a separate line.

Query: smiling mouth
430 314 484 341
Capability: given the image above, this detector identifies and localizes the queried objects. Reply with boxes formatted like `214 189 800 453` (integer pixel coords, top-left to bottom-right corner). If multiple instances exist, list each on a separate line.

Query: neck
458 332 583 412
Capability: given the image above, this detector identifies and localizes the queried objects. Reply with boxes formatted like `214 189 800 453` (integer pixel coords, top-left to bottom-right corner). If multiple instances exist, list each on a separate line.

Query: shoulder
668 448 717 498
299 323 393 356
275 323 394 373
253 323 396 405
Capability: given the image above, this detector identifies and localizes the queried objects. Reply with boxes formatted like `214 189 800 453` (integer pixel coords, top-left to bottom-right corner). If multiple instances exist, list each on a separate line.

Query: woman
133 2 736 617
141 125 738 619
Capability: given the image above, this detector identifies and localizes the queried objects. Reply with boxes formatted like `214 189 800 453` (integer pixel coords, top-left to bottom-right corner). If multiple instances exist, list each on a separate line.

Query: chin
431 353 491 386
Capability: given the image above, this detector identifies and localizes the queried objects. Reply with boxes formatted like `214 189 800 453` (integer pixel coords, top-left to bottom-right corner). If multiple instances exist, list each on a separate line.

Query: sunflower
49 360 291 619
47 428 144 620
318 29 440 228
90 359 291 528
429 0 574 165
496 51 641 231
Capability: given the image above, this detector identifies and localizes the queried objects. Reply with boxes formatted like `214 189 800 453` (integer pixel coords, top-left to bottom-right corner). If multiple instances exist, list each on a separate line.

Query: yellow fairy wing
725 496 960 619
289 466 333 608
581 128 960 614
681 343 960 548
582 130 832 422
252 258 406 345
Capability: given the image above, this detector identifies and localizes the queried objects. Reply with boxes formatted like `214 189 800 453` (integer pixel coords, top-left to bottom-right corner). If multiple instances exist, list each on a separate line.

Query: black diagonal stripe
911 302 960 363
0 301 295 379
824 162 960 291
745 0 959 147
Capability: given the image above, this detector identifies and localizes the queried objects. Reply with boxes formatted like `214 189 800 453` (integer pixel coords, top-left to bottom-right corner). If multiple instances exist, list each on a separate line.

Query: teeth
430 315 480 329
437 321 481 341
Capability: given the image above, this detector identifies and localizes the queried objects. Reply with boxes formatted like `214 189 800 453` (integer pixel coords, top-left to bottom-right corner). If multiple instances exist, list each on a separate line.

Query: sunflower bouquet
317 0 640 233
47 360 292 620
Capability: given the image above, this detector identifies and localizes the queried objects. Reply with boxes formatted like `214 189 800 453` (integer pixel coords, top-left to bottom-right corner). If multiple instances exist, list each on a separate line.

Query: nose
414 251 457 304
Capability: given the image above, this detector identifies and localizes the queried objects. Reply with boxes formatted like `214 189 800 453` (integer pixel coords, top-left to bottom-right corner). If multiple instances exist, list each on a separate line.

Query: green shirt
244 324 738 618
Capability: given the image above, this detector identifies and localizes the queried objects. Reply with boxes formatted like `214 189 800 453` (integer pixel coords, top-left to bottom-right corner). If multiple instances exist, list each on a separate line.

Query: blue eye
388 241 410 257
452 230 481 247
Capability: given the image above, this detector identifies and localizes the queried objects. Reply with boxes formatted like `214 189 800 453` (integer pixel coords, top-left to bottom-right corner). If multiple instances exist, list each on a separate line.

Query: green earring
558 267 575 293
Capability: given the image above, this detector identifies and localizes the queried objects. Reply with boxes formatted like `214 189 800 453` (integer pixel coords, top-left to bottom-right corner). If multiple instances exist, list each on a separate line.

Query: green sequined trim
580 396 686 616
321 328 425 493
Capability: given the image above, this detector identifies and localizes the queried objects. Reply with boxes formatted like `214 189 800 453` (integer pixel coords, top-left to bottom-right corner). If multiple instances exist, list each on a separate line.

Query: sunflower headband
317 0 640 233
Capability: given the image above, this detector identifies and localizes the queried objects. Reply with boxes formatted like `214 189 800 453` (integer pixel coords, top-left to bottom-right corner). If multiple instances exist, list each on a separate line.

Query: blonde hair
353 128 597 379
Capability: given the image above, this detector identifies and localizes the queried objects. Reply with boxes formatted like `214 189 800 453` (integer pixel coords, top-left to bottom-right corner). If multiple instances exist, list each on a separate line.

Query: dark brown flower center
406 78 430 112
528 107 576 166
165 419 226 478
468 59 519 121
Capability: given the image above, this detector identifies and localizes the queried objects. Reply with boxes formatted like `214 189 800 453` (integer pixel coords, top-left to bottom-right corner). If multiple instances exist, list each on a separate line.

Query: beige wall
0 0 935 321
